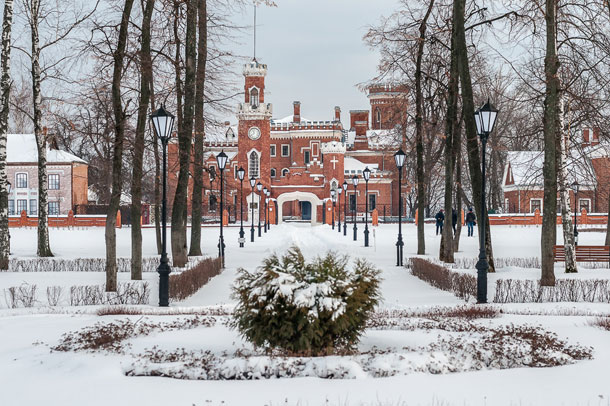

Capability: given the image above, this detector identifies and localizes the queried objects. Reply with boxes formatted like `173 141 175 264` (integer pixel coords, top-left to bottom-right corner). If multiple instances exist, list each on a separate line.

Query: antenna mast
253 4 257 61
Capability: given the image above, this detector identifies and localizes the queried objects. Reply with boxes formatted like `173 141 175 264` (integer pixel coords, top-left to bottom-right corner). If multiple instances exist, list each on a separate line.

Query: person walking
452 208 458 235
465 207 476 237
435 209 445 235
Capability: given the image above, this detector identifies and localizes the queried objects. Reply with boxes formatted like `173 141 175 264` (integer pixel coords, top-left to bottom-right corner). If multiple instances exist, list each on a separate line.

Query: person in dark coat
452 208 458 234
465 207 476 237
435 209 445 235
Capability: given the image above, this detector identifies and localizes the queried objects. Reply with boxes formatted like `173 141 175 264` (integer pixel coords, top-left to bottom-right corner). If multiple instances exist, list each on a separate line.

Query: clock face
248 126 261 140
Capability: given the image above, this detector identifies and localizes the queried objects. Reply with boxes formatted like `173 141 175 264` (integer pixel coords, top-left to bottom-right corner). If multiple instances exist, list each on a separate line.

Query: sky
228 0 401 123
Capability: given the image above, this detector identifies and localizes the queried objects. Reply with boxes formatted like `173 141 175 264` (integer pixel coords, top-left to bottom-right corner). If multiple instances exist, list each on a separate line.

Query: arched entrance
277 191 323 224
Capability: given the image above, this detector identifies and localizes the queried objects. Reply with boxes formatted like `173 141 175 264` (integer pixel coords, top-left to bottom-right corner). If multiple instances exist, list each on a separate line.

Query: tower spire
253 4 257 61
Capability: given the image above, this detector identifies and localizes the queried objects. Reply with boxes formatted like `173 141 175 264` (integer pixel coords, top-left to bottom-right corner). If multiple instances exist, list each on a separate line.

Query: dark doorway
300 201 312 220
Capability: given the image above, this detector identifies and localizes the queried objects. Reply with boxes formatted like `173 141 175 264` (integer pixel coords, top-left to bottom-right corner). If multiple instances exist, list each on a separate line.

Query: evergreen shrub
232 246 380 355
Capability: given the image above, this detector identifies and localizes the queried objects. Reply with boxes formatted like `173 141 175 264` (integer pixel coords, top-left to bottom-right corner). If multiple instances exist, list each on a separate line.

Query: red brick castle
168 60 408 224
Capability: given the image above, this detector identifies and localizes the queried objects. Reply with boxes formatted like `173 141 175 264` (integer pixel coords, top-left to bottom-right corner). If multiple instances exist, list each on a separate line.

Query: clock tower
237 60 272 189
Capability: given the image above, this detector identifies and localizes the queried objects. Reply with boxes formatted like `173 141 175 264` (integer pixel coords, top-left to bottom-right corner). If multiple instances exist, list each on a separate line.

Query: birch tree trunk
557 98 577 273
105 0 135 292
130 0 155 280
28 0 52 257
0 0 14 270
415 0 434 256
541 0 560 286
454 0 495 272
189 0 207 257
171 0 197 267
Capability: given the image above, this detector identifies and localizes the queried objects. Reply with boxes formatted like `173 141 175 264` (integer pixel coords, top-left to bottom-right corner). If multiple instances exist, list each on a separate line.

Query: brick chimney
583 128 590 146
293 101 301 123
334 106 341 122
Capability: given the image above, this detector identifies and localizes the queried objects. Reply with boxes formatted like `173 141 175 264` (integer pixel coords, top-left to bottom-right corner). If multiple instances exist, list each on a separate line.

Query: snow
2 224 610 405
7 133 87 164
343 156 379 175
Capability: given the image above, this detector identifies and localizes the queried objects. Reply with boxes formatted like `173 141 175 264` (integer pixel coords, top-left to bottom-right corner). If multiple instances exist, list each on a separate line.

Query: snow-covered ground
1 223 610 405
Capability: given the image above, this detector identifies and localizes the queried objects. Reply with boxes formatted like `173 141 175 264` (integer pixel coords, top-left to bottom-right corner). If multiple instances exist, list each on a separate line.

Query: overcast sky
228 0 401 123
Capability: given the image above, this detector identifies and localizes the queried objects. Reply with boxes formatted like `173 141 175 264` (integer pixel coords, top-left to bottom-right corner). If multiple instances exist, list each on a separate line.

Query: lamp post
394 149 406 266
572 181 580 246
249 177 256 242
237 167 246 247
265 189 271 230
474 99 498 304
352 175 359 241
342 181 348 236
263 187 268 233
216 150 228 264
330 188 336 230
150 105 175 307
363 167 371 247
256 182 262 237
337 187 342 233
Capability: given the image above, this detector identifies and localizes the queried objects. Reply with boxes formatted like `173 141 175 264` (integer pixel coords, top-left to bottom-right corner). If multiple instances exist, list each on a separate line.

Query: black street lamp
256 182 262 237
249 176 256 242
330 188 336 230
337 187 342 233
394 149 406 266
150 105 175 307
266 190 271 229
572 181 580 246
216 150 228 264
263 187 268 233
363 167 371 247
352 175 359 241
237 167 246 247
342 181 348 236
474 99 498 304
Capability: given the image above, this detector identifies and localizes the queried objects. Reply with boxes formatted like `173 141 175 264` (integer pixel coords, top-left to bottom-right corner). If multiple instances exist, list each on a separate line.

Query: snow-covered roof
343 157 379 175
7 134 87 164
366 129 400 148
504 150 596 188
271 115 313 124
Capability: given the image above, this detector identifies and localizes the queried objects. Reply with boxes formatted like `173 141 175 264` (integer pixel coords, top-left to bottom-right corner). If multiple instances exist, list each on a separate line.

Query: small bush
410 258 476 301
494 279 610 303
69 282 150 306
232 246 381 356
3 283 37 308
169 257 223 302
46 286 63 306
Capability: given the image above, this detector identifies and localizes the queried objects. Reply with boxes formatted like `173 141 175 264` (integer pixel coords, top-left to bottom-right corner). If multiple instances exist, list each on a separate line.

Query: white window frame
48 174 60 190
249 86 259 108
15 173 28 189
304 150 311 165
270 168 277 178
16 199 27 214
281 144 290 157
48 201 60 216
530 198 542 213
248 149 260 179
270 145 276 157
281 168 289 177
578 198 591 213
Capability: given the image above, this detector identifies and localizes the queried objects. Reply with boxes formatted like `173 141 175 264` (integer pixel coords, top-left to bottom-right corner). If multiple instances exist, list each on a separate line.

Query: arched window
250 88 259 108
270 168 276 178
281 168 289 177
330 180 338 191
375 108 381 128
249 151 260 178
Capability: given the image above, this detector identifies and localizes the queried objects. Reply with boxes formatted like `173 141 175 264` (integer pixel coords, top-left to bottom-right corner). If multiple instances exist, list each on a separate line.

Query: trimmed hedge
410 258 476 302
494 278 610 303
7 257 202 273
169 257 223 302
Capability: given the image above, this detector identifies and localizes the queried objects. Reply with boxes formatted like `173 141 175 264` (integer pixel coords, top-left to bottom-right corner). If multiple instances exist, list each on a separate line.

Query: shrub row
493 278 610 303
449 256 610 270
169 257 223 302
3 282 150 308
7 257 201 273
410 258 476 302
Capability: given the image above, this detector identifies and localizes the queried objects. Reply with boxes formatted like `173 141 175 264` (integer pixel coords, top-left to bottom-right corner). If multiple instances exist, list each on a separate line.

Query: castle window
16 173 27 188
281 144 290 157
270 145 276 157
281 168 289 177
49 174 60 190
48 201 60 216
250 88 259 108
368 194 376 211
375 108 381 125
271 168 276 178
249 151 260 178
304 150 311 164
209 195 217 212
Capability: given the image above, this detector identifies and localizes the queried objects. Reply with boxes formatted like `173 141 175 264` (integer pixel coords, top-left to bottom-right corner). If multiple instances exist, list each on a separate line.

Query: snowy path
180 223 461 308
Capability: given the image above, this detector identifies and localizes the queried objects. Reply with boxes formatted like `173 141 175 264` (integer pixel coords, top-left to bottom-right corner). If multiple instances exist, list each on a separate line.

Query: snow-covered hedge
494 278 610 303
410 258 476 301
232 246 380 355
7 257 202 273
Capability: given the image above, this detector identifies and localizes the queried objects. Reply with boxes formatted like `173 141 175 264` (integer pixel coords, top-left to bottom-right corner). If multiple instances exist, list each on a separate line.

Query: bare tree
0 0 14 270
131 0 155 280
106 0 135 292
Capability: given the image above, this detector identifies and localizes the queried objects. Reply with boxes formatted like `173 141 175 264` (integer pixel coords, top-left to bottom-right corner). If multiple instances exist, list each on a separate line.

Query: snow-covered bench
553 245 610 263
